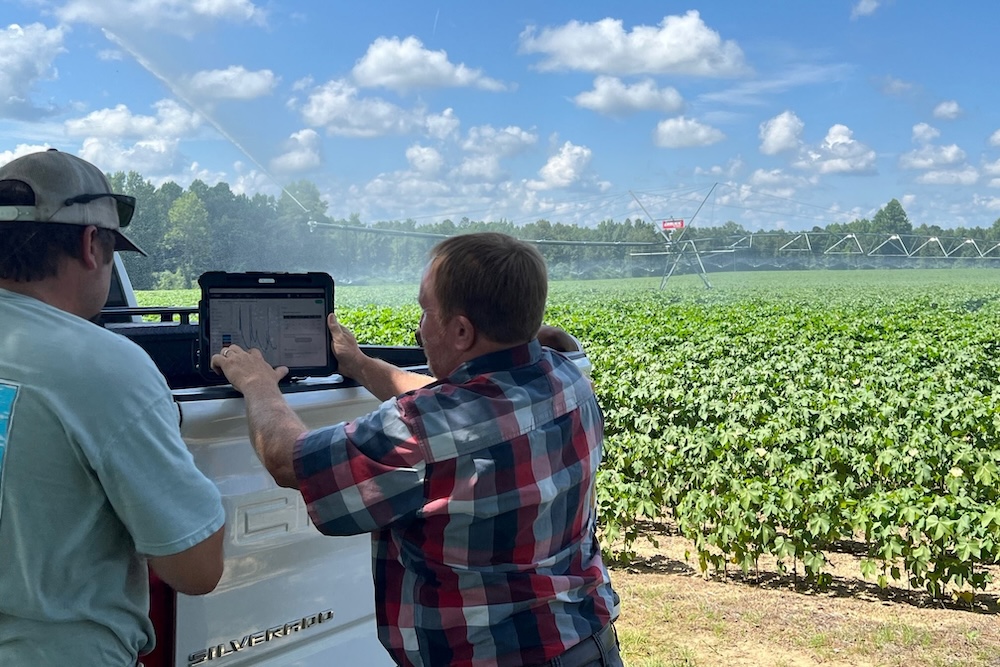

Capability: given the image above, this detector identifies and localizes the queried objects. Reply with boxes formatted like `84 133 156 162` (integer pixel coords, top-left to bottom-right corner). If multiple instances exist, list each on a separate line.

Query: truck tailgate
173 384 395 667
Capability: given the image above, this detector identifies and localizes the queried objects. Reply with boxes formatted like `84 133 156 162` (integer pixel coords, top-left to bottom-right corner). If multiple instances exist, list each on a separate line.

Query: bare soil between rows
607 520 1000 667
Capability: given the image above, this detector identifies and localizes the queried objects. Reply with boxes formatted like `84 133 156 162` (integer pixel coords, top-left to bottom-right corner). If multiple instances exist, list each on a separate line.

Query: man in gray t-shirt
0 150 226 664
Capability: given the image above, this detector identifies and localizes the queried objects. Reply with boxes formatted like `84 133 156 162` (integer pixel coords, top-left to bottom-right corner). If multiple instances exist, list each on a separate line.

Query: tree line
107 172 1000 290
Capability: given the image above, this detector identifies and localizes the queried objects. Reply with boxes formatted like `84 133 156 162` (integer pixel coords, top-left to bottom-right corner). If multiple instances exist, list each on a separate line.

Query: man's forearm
354 355 434 401
242 381 308 489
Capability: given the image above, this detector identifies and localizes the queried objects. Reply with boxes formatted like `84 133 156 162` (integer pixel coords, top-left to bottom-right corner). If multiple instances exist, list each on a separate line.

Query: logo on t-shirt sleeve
0 382 18 522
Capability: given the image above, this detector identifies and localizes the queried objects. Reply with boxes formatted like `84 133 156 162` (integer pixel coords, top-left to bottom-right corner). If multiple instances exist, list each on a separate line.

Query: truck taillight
142 568 176 667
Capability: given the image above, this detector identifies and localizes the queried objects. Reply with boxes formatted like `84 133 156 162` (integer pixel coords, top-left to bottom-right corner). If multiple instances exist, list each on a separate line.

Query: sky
2 0 1000 233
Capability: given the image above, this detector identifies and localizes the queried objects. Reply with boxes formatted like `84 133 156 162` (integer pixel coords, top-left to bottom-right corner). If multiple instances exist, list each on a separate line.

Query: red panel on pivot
661 219 685 230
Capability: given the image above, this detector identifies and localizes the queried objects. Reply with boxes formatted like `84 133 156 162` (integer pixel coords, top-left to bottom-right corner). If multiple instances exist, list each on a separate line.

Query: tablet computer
198 272 337 380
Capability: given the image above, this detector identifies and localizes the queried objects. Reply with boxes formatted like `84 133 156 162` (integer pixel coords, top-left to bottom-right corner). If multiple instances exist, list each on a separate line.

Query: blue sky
3 1 999 232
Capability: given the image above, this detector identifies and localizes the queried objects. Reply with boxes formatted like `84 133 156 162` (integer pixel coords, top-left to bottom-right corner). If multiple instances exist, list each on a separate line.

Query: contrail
102 29 312 214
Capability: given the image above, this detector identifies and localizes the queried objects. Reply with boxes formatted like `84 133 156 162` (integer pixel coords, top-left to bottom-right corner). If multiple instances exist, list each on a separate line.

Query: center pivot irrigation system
629 184 718 289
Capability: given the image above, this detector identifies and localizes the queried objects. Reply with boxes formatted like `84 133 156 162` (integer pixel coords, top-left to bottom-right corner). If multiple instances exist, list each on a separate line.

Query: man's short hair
429 232 548 344
0 221 115 282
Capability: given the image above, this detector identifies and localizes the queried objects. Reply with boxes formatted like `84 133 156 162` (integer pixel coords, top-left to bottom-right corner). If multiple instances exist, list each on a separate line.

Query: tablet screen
198 272 337 378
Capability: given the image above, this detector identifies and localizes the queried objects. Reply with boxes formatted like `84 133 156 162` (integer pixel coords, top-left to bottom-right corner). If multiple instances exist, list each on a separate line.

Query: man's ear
79 226 102 271
450 314 476 352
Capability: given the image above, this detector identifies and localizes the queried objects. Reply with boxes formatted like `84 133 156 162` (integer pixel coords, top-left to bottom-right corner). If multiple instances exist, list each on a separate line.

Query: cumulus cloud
270 128 321 172
916 167 978 185
299 79 421 137
899 144 966 170
297 80 483 143
933 100 961 120
759 111 803 155
984 158 1000 177
990 128 1000 147
573 76 683 116
185 66 278 100
65 99 202 138
405 144 444 175
292 76 314 92
519 10 747 77
462 125 538 157
349 163 551 226
230 161 279 197
186 160 229 187
0 143 56 166
654 117 725 148
851 0 880 19
358 173 450 205
793 124 876 174
911 122 940 144
750 168 791 186
747 168 814 199
352 36 506 92
425 108 460 141
527 141 592 190
57 0 265 36
713 185 752 212
973 194 1000 209
78 136 184 175
0 23 66 119
451 155 503 182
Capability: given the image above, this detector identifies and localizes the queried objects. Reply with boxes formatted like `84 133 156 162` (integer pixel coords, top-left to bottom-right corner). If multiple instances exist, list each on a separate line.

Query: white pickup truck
102 255 593 667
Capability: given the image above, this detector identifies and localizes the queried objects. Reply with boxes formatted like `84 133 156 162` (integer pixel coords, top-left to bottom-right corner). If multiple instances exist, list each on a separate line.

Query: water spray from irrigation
103 29 312 217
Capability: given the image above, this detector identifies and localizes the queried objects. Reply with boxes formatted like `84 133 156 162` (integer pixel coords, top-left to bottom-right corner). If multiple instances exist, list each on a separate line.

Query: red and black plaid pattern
295 341 617 666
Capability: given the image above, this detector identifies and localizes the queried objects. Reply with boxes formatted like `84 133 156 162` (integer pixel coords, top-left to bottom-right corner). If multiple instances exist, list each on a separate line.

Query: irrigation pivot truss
630 185 718 289
772 231 1000 258
637 229 1000 274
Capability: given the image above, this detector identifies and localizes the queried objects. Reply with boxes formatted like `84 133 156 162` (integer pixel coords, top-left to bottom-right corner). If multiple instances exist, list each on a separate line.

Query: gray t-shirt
0 288 225 664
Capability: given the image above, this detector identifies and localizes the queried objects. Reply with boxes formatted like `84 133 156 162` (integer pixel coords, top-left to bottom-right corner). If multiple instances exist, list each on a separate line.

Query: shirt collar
445 339 542 383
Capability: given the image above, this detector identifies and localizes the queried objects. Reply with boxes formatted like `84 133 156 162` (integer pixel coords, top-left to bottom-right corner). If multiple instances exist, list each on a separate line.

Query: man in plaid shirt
213 233 622 666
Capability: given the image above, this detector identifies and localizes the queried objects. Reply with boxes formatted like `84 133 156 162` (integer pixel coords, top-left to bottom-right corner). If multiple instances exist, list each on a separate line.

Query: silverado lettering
187 610 334 665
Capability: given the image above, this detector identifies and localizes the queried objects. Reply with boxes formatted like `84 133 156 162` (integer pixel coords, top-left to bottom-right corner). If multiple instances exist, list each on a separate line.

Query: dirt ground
608 521 1000 667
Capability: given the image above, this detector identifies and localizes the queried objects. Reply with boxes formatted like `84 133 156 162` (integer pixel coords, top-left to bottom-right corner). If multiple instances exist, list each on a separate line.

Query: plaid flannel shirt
294 340 617 667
